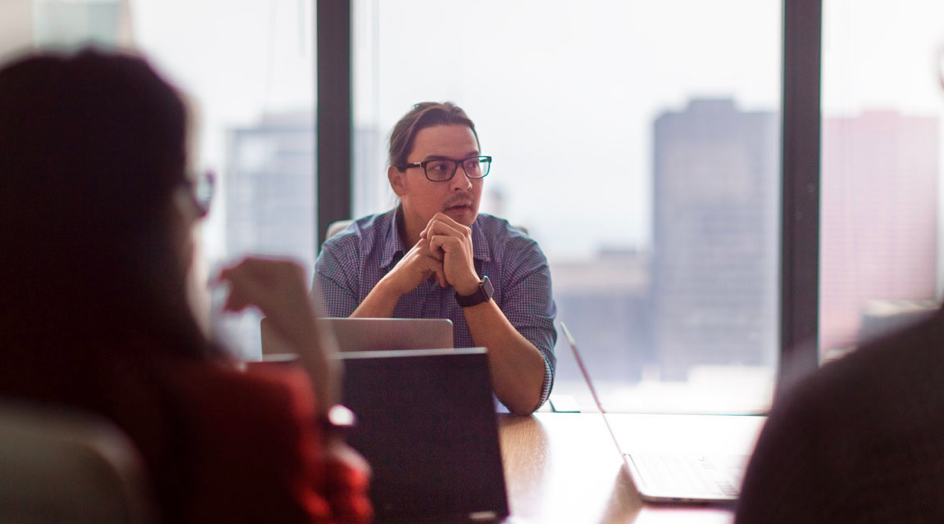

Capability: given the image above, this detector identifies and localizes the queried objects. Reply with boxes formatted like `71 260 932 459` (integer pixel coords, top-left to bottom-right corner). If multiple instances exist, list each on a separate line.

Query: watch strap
455 275 493 308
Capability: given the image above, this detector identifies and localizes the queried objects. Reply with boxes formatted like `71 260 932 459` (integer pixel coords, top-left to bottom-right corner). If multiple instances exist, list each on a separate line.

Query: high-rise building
34 0 131 49
551 248 651 383
820 111 939 351
2 0 133 57
652 99 779 380
220 112 315 359
224 112 315 268
353 124 392 217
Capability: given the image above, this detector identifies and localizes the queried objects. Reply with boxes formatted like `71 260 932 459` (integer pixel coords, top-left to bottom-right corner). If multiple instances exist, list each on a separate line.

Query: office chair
326 219 355 241
0 399 156 524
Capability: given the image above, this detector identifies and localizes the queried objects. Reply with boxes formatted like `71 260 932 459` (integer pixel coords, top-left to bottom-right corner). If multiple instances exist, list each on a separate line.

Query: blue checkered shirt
314 208 557 409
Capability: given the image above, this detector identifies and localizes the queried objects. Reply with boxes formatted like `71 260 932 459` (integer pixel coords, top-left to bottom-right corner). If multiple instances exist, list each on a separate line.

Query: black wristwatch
455 275 494 308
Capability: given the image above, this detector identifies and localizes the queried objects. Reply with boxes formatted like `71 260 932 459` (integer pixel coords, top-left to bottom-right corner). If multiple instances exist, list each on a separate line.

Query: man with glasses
314 102 556 415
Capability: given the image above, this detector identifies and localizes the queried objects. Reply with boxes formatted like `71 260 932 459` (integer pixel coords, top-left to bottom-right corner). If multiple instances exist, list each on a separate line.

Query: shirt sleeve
319 448 373 524
499 236 558 409
248 365 373 524
314 237 361 318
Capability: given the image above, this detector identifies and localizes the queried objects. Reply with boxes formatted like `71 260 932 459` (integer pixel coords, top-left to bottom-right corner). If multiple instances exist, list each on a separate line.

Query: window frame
779 0 822 392
314 0 825 398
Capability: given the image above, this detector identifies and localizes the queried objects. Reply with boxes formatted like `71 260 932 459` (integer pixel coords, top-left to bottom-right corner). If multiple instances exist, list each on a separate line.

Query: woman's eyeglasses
180 170 215 218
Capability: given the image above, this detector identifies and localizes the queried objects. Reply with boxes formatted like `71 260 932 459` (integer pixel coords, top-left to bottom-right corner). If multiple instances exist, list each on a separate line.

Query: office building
353 124 392 218
32 0 130 49
820 111 939 351
220 112 315 357
224 111 316 268
652 99 779 380
552 248 651 383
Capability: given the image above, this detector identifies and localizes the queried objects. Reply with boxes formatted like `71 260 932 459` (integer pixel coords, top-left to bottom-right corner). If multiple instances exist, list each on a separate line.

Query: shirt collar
379 207 405 269
470 218 491 263
379 206 492 268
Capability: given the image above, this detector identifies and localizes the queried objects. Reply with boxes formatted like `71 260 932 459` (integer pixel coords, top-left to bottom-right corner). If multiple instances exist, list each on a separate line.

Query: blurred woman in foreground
0 48 371 523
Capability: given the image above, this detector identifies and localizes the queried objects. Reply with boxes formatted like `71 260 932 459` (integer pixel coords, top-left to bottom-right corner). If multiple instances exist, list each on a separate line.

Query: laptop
560 322 752 504
261 317 454 356
337 348 509 523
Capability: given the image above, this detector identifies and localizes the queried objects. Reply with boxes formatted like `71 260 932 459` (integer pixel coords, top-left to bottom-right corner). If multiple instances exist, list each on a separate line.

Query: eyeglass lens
425 157 490 181
194 171 214 215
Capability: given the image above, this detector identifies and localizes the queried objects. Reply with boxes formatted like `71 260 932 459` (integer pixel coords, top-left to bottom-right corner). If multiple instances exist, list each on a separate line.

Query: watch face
481 275 494 299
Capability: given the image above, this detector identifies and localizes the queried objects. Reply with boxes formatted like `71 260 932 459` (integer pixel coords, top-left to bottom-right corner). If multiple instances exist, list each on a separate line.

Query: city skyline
220 98 942 388
6 0 944 412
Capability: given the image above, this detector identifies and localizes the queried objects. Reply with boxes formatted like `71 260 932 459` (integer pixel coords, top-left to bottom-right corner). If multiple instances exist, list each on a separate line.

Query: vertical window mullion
780 0 823 393
316 0 353 250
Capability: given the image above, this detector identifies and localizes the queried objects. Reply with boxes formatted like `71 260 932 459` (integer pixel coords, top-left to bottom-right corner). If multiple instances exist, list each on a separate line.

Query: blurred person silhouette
314 102 557 415
0 47 371 523
734 49 944 524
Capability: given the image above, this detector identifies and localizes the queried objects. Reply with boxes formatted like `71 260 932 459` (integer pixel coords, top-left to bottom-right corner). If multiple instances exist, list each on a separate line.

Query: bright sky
125 0 944 260
2 1 942 259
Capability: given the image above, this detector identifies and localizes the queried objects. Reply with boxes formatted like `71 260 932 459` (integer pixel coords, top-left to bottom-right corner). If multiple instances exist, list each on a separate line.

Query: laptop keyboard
629 452 740 497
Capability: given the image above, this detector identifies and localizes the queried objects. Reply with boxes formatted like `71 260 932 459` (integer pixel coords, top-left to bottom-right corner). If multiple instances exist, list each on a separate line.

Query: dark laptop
337 348 509 523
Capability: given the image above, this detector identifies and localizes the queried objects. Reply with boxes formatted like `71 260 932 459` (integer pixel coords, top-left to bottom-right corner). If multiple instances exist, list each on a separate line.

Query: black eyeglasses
398 155 492 182
181 170 215 218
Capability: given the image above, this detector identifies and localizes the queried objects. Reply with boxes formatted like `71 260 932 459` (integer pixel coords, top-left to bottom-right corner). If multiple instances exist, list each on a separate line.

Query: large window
353 0 782 413
820 1 944 360
24 1 929 413
2 0 318 359
132 0 317 358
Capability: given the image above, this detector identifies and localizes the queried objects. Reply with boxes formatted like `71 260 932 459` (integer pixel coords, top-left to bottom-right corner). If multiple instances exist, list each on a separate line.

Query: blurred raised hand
217 256 340 411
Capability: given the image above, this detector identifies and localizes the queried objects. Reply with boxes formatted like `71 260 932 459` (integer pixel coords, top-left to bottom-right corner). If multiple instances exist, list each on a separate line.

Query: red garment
0 349 372 524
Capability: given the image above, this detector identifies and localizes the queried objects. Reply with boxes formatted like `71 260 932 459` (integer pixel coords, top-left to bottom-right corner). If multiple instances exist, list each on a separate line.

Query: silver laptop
261 317 454 357
337 348 509 523
560 322 751 504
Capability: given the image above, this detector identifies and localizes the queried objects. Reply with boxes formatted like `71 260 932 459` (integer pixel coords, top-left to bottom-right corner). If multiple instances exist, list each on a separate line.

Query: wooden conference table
496 412 767 524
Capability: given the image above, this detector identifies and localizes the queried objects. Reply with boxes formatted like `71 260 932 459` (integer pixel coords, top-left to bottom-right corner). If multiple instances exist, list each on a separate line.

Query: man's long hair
388 101 480 170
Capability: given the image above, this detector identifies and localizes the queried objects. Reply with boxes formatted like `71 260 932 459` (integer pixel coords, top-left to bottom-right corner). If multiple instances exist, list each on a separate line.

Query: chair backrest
325 219 354 241
0 400 156 524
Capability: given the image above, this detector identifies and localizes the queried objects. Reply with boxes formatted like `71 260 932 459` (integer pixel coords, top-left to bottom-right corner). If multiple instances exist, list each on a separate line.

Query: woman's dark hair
388 102 479 169
0 47 212 360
